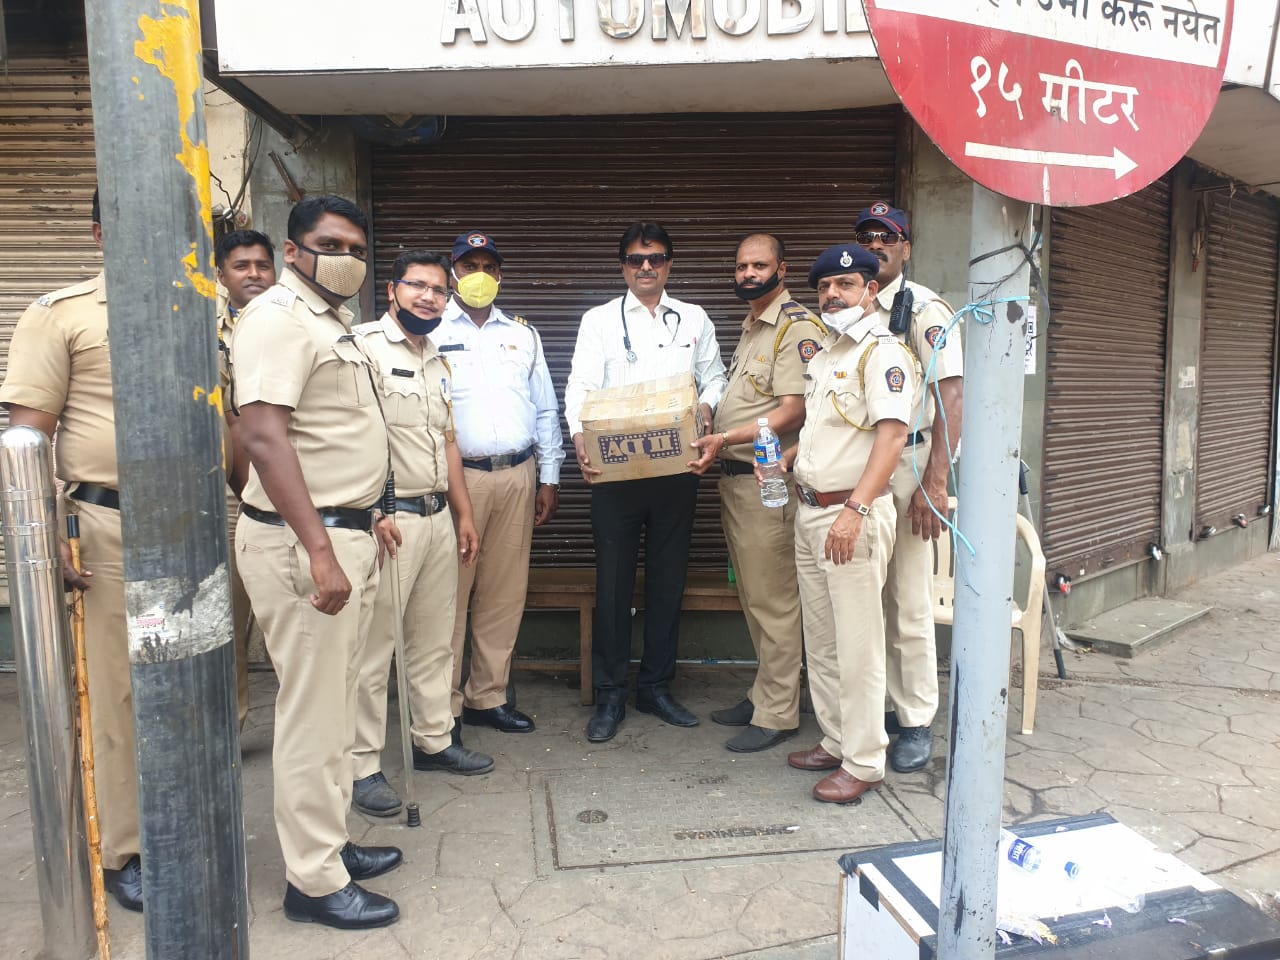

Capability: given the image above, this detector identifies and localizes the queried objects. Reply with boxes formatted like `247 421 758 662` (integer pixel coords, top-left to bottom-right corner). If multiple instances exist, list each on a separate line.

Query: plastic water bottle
999 829 1145 913
754 418 789 508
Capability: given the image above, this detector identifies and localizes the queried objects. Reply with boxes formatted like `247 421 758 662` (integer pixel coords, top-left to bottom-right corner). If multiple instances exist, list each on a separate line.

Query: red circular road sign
864 0 1233 207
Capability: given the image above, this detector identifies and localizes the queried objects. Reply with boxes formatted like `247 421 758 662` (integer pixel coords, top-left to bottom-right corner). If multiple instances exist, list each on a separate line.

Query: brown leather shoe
813 769 883 804
787 744 841 771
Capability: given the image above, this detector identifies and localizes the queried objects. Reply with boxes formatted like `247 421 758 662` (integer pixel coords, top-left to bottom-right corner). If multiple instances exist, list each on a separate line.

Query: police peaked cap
808 244 880 289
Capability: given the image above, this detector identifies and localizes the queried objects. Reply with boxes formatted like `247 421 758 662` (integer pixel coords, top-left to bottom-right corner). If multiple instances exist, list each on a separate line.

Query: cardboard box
580 373 703 483
838 813 1280 960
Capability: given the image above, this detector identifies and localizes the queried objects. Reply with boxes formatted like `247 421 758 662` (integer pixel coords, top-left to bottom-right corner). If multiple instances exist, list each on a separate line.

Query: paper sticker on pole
863 0 1233 207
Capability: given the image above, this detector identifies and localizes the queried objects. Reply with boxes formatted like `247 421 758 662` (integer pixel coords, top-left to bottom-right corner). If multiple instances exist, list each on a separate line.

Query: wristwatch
844 498 870 516
540 482 560 490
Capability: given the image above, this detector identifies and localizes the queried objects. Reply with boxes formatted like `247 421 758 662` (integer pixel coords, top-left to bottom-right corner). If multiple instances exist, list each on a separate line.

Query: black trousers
590 472 700 693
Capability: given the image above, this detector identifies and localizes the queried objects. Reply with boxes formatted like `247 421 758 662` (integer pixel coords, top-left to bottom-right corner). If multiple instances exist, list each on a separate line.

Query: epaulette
773 301 828 357
267 287 297 308
351 320 379 337
509 313 528 327
37 276 99 307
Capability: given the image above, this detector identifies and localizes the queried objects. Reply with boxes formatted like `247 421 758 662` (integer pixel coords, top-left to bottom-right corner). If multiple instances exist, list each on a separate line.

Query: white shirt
431 298 565 485
564 290 728 436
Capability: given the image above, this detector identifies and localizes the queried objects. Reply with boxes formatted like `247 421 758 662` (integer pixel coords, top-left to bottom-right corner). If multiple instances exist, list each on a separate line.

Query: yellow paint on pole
134 1 216 300
192 384 224 413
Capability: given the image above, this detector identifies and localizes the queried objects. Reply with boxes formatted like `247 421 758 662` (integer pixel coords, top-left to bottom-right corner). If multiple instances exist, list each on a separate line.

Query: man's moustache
823 299 849 312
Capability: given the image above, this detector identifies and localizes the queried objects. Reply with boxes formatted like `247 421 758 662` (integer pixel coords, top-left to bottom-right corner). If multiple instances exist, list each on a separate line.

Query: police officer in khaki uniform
0 192 145 911
779 243 920 805
231 195 402 929
350 250 488 820
690 234 825 752
215 228 276 729
854 203 964 773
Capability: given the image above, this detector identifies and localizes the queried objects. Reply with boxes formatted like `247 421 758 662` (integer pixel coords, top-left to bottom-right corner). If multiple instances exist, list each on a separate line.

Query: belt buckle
797 485 819 508
491 454 513 469
432 492 446 513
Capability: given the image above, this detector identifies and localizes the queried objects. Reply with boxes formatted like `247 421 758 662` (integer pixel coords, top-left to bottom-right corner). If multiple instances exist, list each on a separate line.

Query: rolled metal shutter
1042 176 1172 578
0 60 100 605
371 109 900 569
1195 189 1279 533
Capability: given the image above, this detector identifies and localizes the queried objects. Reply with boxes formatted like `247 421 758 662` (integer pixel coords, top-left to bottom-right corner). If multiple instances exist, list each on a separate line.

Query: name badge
391 368 414 378
337 333 356 342
439 343 465 353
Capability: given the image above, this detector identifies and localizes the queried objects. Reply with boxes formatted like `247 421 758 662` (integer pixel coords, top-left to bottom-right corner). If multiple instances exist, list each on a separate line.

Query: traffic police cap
808 244 880 289
451 230 504 266
854 201 911 241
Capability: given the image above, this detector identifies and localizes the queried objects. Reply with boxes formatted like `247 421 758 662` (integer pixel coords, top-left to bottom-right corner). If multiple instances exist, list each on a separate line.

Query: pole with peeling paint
83 2 248 957
937 185 1033 960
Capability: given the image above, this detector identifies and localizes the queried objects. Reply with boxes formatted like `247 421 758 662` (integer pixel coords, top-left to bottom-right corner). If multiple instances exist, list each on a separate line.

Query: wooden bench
524 568 742 705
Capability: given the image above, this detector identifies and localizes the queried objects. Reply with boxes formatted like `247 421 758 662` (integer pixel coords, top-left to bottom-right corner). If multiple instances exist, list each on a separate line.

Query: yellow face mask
454 270 499 309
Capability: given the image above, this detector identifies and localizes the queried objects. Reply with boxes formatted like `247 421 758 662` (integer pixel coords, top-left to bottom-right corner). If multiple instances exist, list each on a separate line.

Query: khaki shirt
793 308 919 493
230 269 388 511
216 298 236 392
353 313 453 499
0 272 118 486
714 289 827 463
874 274 963 431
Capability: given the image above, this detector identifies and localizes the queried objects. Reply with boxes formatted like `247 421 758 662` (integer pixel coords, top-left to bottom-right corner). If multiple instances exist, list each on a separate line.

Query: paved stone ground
2 551 1278 958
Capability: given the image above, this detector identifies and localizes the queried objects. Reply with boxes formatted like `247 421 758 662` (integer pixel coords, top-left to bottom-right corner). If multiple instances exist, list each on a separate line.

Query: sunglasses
856 230 904 246
621 253 671 268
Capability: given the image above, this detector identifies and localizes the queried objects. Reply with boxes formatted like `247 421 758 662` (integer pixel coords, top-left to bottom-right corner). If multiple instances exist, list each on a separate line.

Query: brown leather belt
794 484 890 508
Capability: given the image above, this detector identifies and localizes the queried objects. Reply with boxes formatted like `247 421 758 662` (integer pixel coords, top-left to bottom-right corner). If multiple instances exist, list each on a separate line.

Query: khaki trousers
236 518 379 897
794 496 895 781
884 439 940 728
226 493 251 728
719 472 803 730
354 508 458 772
451 459 535 714
63 497 139 871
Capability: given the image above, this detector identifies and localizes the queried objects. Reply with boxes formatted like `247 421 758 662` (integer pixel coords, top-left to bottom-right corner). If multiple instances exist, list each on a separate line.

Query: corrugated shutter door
1196 189 1279 532
0 60 100 604
371 110 899 569
1042 177 1172 577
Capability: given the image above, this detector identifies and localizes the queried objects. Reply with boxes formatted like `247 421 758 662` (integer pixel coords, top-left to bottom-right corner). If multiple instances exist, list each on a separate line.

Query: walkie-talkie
888 285 914 335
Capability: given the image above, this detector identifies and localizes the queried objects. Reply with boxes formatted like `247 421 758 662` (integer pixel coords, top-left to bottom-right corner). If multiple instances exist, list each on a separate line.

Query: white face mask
824 303 866 336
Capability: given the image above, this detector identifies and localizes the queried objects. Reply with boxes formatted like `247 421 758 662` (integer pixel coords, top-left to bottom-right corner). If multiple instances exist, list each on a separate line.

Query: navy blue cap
855 201 910 240
808 244 880 289
451 230 504 265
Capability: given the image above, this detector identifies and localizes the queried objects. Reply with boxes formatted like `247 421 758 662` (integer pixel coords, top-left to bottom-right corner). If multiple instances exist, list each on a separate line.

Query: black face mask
734 270 782 302
392 297 442 336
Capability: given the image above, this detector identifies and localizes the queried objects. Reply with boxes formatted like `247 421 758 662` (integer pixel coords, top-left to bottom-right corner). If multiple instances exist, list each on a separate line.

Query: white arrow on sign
963 142 1138 179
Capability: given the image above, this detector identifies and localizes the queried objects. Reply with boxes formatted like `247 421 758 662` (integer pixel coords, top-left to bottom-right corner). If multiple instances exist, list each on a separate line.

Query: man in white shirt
433 230 564 738
565 222 728 743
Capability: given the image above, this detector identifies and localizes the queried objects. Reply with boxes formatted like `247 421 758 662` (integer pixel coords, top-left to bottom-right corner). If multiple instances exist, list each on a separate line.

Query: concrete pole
83 3 248 958
0 426 96 960
937 184 1033 960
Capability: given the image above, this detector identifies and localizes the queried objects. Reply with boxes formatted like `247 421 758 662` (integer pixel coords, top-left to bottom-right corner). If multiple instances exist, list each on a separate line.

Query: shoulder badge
924 325 946 349
885 366 906 393
796 338 820 363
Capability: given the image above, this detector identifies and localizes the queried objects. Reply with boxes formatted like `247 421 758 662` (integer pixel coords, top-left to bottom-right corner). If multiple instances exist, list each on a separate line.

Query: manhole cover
547 763 917 869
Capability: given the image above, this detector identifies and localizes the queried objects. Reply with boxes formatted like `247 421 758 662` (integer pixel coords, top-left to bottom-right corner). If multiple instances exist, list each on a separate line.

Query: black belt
69 483 120 510
242 503 374 532
394 493 447 517
720 460 755 477
462 447 534 471
904 431 927 446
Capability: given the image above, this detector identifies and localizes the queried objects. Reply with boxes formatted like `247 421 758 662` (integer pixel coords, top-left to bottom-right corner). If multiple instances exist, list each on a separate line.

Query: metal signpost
84 1 248 957
863 1 1233 956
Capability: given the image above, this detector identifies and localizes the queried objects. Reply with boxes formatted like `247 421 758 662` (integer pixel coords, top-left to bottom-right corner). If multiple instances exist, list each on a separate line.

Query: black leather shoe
340 841 402 881
451 716 463 747
636 689 699 727
711 698 754 727
889 725 933 773
586 689 626 743
726 724 798 753
283 881 399 930
462 702 535 733
104 854 143 913
412 743 494 775
885 710 902 736
352 771 402 818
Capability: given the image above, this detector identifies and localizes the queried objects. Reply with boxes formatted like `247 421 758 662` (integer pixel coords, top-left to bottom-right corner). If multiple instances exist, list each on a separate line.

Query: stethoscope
620 291 681 363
